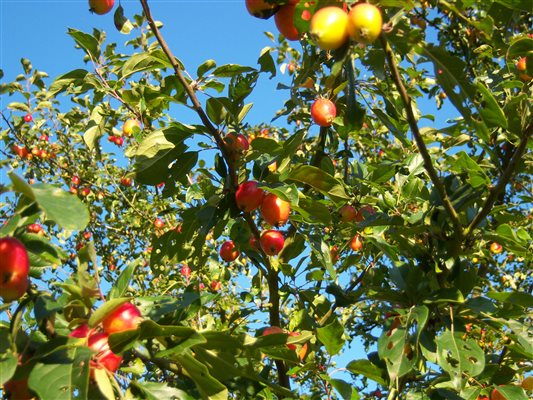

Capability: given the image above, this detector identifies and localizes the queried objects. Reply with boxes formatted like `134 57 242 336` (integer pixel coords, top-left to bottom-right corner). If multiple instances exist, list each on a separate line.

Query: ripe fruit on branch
347 3 382 44
490 388 506 400
154 218 165 229
102 302 142 334
309 6 349 50
235 181 265 212
261 193 290 226
120 177 132 187
339 205 357 222
211 281 222 291
181 265 191 278
224 133 249 160
490 242 503 254
24 114 33 123
245 0 280 19
88 332 123 374
27 223 43 235
350 234 363 252
516 57 532 81
311 98 337 127
220 240 239 262
260 230 285 256
0 237 30 302
89 0 115 15
12 145 29 159
71 175 81 186
122 118 141 136
275 3 300 41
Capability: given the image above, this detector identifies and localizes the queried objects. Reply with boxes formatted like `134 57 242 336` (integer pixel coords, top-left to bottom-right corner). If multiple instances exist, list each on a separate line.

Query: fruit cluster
69 302 142 376
246 1 383 50
219 180 291 262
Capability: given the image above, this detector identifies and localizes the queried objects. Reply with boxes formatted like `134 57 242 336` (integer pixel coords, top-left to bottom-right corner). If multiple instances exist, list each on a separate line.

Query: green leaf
121 49 173 79
330 379 359 400
346 359 387 386
377 327 416 381
130 381 194 400
436 331 485 391
28 347 91 400
285 164 349 203
424 288 465 304
93 368 115 400
67 29 100 60
88 298 131 328
133 125 195 185
212 64 255 78
487 291 533 308
108 259 141 299
197 59 217 78
174 352 228 400
48 69 89 96
113 4 133 34
9 174 89 231
317 318 345 356
0 351 18 385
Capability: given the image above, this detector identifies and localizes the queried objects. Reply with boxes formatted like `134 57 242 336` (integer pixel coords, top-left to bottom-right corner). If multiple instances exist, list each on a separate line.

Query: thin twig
379 33 463 238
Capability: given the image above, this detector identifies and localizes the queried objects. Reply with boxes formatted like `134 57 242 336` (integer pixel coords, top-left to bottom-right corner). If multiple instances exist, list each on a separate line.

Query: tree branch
464 122 533 237
379 33 463 238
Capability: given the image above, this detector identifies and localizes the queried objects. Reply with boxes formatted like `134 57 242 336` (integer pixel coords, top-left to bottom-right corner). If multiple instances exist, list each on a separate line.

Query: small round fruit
516 57 532 81
88 332 123 374
339 205 357 222
0 237 30 302
350 234 363 252
102 302 142 334
122 118 141 136
89 0 115 15
70 323 91 338
181 265 191 278
245 0 280 19
24 114 33 123
224 133 249 160
120 177 132 187
236 181 265 212
490 242 503 254
262 326 284 336
211 281 222 291
71 175 81 186
80 187 91 197
260 230 285 256
154 218 165 229
275 3 300 41
261 193 290 226
311 98 337 127
347 3 383 44
114 136 124 146
220 240 239 262
309 6 349 50
490 388 506 400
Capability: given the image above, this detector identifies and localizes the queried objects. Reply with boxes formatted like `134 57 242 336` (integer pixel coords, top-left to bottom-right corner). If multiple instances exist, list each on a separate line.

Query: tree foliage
1 1 532 399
